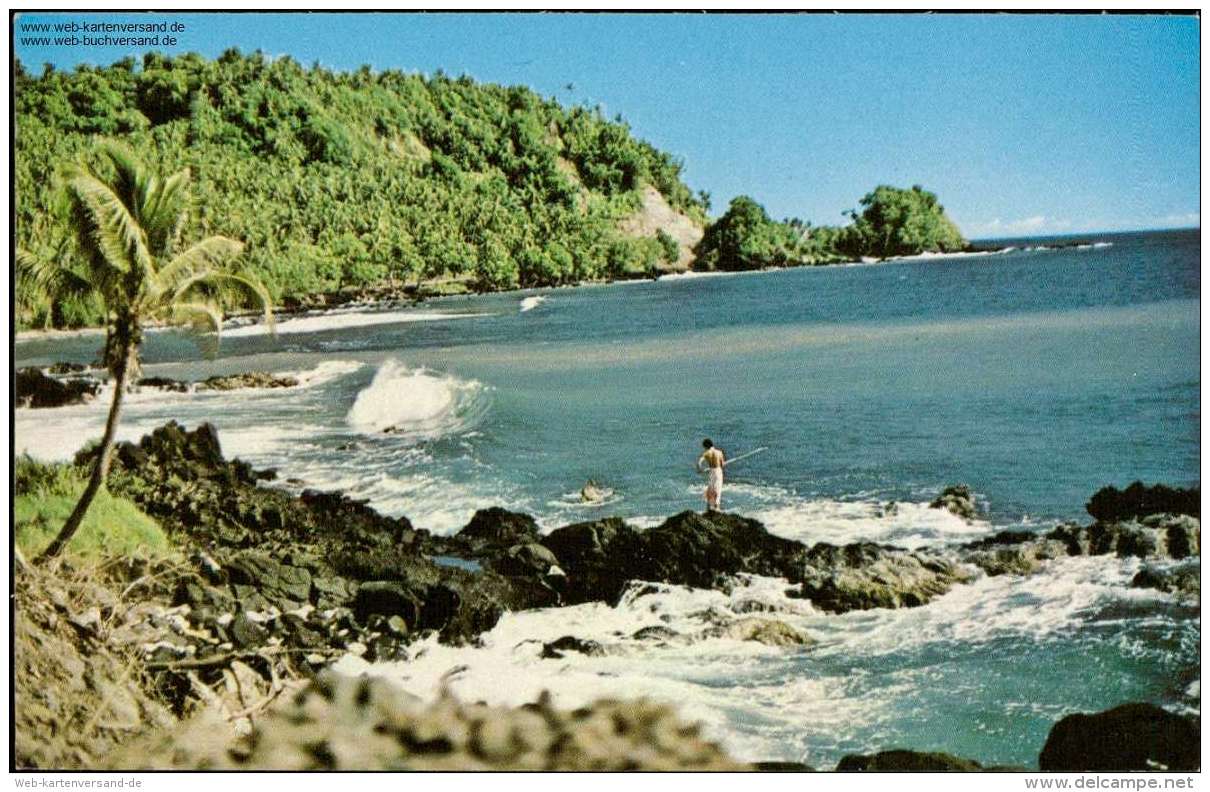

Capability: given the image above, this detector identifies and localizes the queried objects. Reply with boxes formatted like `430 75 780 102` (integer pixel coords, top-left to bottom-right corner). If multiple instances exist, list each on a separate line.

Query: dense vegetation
16 51 969 329
694 186 967 272
15 50 708 327
15 456 172 560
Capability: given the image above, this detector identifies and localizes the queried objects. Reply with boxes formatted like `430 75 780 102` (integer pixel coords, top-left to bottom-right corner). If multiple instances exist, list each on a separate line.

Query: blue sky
13 11 1200 237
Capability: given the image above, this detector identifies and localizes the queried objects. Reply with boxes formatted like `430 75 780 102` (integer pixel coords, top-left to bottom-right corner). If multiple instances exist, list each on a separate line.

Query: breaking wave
345 360 490 440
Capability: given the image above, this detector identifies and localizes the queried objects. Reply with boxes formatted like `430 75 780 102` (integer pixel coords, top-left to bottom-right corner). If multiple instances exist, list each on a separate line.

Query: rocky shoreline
14 420 1201 770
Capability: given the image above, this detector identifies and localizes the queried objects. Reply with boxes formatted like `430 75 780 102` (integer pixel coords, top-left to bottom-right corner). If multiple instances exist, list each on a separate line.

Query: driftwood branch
146 645 342 671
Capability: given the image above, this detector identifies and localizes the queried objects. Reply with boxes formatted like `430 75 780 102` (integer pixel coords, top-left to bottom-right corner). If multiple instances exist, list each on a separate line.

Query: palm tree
20 142 273 560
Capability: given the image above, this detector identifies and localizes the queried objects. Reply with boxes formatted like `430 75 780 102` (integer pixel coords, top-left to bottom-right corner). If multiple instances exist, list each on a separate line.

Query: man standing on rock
697 438 726 512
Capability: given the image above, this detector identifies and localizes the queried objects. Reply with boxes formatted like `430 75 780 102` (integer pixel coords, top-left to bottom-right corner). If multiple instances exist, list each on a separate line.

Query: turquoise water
15 229 1200 766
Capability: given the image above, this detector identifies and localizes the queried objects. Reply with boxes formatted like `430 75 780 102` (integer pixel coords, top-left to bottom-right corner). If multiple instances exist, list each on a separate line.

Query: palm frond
165 300 224 358
16 246 95 308
66 168 153 282
145 167 192 257
154 236 245 297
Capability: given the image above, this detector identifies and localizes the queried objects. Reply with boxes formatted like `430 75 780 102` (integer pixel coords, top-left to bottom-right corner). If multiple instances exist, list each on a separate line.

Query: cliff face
618 185 705 272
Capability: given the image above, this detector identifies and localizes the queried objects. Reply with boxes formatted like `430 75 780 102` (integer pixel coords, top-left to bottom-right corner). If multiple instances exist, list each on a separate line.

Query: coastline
12 419 1201 770
14 238 1111 343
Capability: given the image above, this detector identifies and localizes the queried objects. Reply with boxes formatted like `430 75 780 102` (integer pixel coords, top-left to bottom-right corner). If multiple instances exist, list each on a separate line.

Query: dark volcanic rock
137 376 191 392
225 552 313 606
962 509 1202 581
541 635 605 658
46 361 89 374
837 750 983 772
1048 515 1200 560
541 510 972 614
1087 482 1199 522
929 484 979 521
1131 562 1200 599
960 532 1068 576
230 613 270 649
352 582 423 628
101 421 555 652
457 508 540 547
541 511 805 606
541 517 644 604
1038 702 1199 771
490 543 560 577
794 543 973 613
753 761 815 772
16 367 101 408
197 372 299 391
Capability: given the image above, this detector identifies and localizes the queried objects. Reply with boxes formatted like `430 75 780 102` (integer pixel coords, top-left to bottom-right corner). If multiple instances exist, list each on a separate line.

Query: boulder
225 552 313 605
540 517 644 604
1038 702 1199 771
961 532 1068 576
1131 562 1200 599
1048 515 1200 561
631 625 680 642
16 367 101 408
929 484 979 521
197 372 299 391
137 376 190 392
491 543 560 577
542 511 807 606
704 617 813 647
352 581 423 628
837 750 983 772
46 361 89 374
1086 482 1199 522
229 612 270 650
541 636 605 658
457 508 540 547
794 543 973 613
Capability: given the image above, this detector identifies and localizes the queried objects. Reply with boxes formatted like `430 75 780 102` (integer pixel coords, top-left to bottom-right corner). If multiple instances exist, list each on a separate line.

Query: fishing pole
723 446 768 467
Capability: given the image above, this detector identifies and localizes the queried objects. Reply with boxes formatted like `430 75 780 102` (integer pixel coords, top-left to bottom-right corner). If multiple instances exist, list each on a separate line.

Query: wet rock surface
1131 561 1200 599
197 372 300 391
539 511 807 606
16 422 1204 770
1086 481 1199 522
792 542 973 612
16 367 102 408
959 512 1200 580
929 484 980 520
1038 702 1200 772
837 749 984 772
94 422 558 665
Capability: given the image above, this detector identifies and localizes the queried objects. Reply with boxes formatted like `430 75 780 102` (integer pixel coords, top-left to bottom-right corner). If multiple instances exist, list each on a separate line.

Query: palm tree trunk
38 338 136 561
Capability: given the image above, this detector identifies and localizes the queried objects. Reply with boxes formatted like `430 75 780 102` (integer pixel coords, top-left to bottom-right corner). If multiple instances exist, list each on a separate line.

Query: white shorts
705 468 724 500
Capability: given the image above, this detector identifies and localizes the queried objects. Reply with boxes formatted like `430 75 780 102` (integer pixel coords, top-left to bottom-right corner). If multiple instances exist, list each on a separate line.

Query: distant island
18 50 972 330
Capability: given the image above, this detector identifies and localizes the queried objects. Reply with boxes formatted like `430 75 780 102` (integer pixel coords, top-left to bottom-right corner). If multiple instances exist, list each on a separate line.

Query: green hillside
15 50 708 327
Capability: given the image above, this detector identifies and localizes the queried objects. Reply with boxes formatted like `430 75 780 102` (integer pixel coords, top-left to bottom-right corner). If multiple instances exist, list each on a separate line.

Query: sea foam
222 307 491 338
345 360 490 439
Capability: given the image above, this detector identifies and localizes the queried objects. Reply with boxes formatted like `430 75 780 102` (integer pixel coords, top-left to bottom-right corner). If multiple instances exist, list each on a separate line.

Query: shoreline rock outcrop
15 420 1202 771
1038 702 1200 772
16 367 102 408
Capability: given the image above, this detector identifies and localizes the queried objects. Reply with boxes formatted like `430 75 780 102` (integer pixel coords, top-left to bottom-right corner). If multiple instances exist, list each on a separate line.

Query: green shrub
14 457 174 560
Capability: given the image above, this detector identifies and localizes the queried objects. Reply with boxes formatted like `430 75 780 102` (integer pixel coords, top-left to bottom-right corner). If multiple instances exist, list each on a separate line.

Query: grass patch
14 455 175 561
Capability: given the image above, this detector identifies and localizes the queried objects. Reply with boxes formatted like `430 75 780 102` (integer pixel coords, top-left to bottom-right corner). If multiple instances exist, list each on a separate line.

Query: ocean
13 228 1200 767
